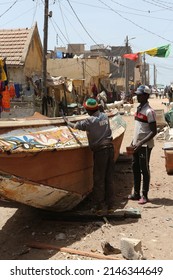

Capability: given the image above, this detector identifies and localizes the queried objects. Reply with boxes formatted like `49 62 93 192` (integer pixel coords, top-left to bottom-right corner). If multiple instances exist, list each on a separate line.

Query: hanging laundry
0 92 2 114
56 51 63 59
0 80 4 92
9 84 16 98
2 57 8 85
91 83 98 98
0 58 7 82
14 83 20 98
2 86 10 112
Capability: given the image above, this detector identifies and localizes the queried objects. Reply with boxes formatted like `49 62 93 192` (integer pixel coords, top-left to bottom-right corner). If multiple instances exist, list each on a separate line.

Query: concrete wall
8 67 24 85
47 57 110 93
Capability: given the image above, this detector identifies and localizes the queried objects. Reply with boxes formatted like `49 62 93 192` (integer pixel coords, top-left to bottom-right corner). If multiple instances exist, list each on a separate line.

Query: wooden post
42 0 49 115
28 241 122 260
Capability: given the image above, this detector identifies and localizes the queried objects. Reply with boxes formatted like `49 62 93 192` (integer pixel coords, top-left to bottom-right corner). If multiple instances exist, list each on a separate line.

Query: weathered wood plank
28 241 122 260
41 208 141 222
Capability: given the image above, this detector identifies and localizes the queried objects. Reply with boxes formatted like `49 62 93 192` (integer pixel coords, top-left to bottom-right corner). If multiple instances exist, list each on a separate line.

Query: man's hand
63 116 69 125
133 141 143 152
63 117 75 129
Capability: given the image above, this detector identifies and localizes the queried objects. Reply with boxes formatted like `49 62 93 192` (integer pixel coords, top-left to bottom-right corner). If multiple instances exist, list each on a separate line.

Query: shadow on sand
0 154 135 260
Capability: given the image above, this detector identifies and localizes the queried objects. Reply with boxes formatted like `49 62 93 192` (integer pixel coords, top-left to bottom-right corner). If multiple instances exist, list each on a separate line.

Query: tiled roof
0 27 33 66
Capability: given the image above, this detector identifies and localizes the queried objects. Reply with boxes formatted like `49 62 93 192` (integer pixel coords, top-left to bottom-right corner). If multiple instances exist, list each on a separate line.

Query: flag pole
153 64 157 87
42 0 49 115
142 53 146 84
125 35 129 97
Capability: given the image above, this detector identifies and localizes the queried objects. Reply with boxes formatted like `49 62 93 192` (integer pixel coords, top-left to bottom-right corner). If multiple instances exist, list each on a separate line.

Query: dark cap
135 85 151 95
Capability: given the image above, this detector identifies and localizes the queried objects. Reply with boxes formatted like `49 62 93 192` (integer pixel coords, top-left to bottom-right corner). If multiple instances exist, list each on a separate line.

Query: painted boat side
0 148 93 195
0 112 126 211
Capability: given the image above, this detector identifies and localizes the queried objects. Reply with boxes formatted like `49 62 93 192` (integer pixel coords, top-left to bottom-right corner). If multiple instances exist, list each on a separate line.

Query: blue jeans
132 146 152 198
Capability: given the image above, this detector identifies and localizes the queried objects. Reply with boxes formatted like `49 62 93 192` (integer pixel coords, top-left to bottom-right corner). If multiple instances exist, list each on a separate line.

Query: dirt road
0 97 173 260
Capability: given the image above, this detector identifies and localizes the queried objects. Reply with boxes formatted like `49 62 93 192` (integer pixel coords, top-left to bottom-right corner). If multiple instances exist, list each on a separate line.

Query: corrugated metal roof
0 27 32 66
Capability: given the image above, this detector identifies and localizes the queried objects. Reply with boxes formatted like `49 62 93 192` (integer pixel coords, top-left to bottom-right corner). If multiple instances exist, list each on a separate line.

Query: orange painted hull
0 111 126 211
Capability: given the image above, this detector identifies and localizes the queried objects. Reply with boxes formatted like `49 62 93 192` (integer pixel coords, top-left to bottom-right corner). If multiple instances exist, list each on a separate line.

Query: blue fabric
14 83 20 98
56 51 63 59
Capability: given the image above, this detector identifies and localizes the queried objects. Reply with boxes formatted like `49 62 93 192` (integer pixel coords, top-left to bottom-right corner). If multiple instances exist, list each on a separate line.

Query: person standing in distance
128 85 157 204
64 98 115 213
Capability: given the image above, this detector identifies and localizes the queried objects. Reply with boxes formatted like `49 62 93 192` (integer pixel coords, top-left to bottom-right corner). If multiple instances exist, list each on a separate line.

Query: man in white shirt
128 85 157 204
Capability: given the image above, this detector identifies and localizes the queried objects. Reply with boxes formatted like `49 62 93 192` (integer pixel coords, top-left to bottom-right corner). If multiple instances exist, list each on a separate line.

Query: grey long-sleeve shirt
67 110 112 150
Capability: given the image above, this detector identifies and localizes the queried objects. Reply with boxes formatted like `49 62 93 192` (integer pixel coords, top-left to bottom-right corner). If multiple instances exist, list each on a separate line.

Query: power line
153 0 173 4
69 0 173 21
58 0 70 42
54 0 131 56
50 18 99 78
0 0 18 18
110 0 152 13
142 0 173 10
31 0 40 26
66 0 101 47
98 0 173 44
0 3 42 28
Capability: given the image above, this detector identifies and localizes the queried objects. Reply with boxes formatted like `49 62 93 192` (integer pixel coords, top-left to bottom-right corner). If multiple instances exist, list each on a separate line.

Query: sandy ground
0 96 173 260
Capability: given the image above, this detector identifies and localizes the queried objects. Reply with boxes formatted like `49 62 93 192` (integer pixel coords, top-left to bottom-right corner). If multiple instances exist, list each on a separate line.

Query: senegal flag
139 44 171 58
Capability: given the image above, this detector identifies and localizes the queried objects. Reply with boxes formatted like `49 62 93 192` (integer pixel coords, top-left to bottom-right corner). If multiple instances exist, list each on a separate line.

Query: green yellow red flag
139 44 171 57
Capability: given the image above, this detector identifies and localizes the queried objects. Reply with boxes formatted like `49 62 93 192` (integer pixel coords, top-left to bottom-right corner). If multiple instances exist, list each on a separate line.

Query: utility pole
153 64 157 87
124 36 136 95
82 60 85 93
142 53 146 85
42 0 49 115
147 64 150 85
125 35 129 96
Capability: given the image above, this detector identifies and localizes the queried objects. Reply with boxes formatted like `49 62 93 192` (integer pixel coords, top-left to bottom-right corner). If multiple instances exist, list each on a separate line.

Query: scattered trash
101 241 121 255
55 233 66 240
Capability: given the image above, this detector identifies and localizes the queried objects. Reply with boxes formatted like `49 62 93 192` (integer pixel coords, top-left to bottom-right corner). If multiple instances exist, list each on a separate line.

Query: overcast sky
1 0 173 86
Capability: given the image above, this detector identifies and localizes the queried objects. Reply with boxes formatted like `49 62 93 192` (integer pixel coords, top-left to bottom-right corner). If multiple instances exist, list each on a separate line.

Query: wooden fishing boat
0 110 126 211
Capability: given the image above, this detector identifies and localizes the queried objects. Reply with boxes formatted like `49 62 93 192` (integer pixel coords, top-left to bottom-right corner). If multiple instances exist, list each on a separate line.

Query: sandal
128 194 141 200
138 196 148 204
91 203 106 215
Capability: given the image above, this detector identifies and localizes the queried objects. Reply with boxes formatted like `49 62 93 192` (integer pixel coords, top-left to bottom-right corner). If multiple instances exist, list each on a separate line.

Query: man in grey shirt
64 98 115 213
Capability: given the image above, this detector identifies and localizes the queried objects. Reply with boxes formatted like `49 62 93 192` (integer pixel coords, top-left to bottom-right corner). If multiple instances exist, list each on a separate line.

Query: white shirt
132 102 156 148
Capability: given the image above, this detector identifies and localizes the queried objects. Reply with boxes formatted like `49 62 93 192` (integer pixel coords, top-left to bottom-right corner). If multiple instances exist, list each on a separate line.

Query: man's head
135 85 151 95
135 85 151 104
83 98 99 114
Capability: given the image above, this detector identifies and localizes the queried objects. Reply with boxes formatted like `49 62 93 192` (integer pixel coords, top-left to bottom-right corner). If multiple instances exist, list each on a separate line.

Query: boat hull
0 172 83 211
0 111 126 211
